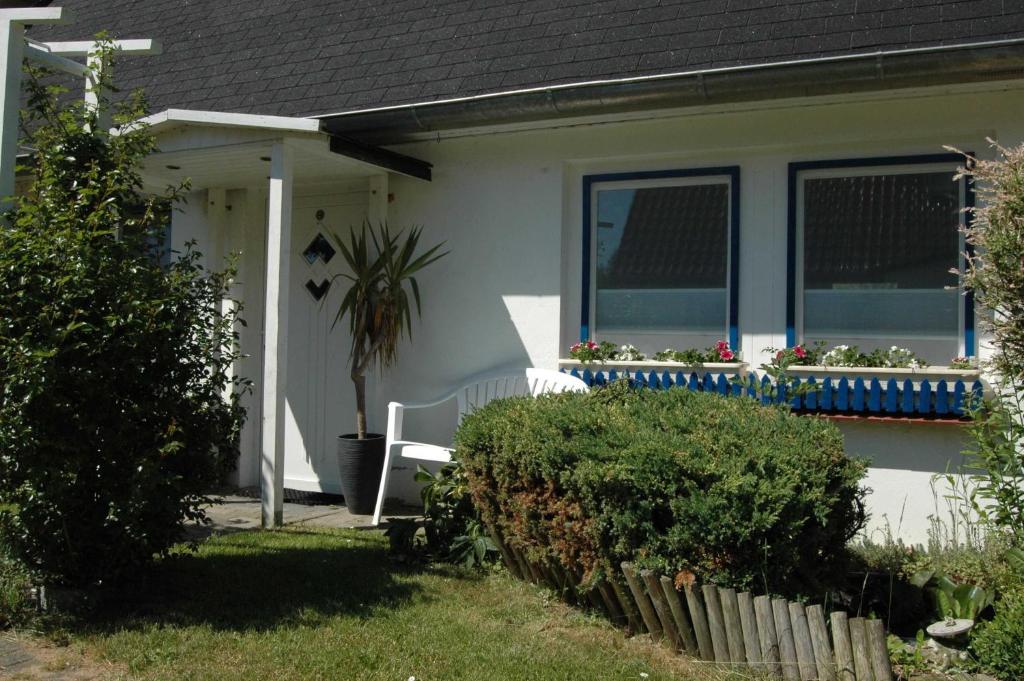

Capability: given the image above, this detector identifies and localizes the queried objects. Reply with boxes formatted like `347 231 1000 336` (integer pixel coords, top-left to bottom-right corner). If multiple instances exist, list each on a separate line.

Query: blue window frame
581 166 741 351
787 153 974 360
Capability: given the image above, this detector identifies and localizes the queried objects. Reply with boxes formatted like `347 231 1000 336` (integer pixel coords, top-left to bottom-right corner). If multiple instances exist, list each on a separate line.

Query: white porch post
0 8 66 208
261 141 293 528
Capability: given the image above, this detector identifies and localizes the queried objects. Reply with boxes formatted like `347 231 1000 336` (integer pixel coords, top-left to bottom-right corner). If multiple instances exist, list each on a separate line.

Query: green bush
971 593 1024 679
455 381 867 596
0 545 33 627
0 49 246 587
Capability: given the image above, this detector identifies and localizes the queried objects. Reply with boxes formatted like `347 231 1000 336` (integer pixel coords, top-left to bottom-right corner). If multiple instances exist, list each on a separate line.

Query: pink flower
715 340 729 352
570 343 582 352
775 350 784 362
586 340 598 350
719 349 735 361
793 345 807 359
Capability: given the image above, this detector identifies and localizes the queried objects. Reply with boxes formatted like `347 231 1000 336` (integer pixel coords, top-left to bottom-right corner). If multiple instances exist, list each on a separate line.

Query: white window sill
785 365 981 383
558 359 748 375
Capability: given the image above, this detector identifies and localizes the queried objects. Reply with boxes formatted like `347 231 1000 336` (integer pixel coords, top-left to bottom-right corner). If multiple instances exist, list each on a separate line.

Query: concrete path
198 493 420 534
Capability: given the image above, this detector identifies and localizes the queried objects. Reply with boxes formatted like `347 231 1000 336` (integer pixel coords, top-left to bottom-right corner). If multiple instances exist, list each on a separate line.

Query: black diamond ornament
305 279 330 301
303 233 336 265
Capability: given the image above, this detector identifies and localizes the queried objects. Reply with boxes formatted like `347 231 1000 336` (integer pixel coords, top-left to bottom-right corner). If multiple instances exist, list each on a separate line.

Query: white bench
371 367 589 525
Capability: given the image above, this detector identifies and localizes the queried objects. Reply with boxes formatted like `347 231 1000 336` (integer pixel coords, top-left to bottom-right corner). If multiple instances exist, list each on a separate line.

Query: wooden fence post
754 595 782 676
596 579 625 627
831 611 856 681
641 571 681 650
702 585 731 663
659 576 699 656
684 583 715 661
848 617 874 681
806 605 836 681
719 588 747 664
789 602 817 681
865 619 892 681
609 576 644 634
484 521 522 580
772 598 801 681
622 563 662 640
737 592 763 669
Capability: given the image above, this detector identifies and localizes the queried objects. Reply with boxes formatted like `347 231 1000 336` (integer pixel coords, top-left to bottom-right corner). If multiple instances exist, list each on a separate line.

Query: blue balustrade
559 366 979 420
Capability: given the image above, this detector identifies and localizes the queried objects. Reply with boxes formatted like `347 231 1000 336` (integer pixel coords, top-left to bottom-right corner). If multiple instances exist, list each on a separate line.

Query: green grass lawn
60 527 721 680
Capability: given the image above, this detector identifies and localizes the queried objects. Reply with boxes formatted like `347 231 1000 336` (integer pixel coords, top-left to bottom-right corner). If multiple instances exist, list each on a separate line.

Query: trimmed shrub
455 381 867 596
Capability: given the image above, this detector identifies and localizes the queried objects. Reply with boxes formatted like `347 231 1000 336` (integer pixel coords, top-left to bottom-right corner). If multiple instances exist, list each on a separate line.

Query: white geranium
821 344 851 367
618 344 645 361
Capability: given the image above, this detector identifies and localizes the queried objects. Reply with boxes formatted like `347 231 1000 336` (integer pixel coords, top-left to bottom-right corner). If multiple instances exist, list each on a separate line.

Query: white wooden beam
25 42 88 76
0 8 69 209
261 141 293 528
42 39 162 56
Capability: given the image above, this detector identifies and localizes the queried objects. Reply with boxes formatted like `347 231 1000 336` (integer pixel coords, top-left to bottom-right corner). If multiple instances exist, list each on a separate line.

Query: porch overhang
137 109 431 190
135 109 429 529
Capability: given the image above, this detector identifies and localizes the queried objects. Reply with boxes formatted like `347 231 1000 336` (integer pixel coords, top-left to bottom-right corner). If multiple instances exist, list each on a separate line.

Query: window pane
802 171 960 351
595 183 728 332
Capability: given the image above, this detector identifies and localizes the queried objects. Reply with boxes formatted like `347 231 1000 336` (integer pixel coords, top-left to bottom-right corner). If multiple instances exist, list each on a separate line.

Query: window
582 168 739 353
789 155 972 363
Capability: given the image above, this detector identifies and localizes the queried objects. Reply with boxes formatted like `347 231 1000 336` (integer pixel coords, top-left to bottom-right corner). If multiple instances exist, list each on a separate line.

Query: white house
14 0 1024 541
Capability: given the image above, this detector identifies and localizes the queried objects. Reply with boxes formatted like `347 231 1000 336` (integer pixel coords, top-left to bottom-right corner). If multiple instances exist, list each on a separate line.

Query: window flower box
558 358 749 392
777 365 988 417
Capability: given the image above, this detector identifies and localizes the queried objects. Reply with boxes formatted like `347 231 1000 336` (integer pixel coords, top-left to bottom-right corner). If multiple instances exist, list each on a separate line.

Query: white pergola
2 8 432 532
0 6 159 206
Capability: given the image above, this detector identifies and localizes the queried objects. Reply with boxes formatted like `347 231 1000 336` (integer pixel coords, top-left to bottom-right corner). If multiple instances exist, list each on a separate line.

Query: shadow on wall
291 250 542 500
839 419 976 544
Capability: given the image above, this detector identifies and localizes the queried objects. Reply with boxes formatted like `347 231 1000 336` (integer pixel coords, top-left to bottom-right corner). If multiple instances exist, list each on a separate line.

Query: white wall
372 83 1023 541
169 82 1023 542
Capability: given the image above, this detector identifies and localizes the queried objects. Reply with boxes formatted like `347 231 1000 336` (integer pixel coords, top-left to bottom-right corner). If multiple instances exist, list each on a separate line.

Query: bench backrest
455 368 588 423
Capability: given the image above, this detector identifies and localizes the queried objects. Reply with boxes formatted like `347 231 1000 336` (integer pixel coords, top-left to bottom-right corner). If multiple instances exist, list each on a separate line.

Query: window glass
801 170 961 358
594 182 729 334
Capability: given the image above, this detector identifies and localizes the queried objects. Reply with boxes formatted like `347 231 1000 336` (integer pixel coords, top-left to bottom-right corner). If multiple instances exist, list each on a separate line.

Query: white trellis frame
0 6 160 208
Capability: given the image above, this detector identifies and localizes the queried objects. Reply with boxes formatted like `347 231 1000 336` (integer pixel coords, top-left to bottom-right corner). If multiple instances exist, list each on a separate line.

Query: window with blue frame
788 154 972 364
582 168 740 353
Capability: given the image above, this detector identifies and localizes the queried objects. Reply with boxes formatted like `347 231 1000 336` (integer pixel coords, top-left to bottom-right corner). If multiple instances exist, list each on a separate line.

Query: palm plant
332 222 447 439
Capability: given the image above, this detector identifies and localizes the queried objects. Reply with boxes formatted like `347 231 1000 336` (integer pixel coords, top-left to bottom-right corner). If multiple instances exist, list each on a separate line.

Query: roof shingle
25 0 1024 118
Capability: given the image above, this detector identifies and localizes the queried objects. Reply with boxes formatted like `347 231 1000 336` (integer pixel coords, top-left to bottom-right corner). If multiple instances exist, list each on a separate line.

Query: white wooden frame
794 161 968 356
587 174 734 343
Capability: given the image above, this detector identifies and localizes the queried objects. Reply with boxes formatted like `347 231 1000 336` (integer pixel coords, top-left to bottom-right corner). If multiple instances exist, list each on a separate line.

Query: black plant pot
336 433 386 515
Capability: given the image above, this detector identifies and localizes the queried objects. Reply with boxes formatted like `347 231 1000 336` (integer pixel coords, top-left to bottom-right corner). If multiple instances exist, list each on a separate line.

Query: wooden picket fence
489 528 892 681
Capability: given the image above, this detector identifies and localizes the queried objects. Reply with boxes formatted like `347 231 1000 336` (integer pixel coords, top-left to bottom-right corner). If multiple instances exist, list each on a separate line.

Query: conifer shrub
455 381 867 596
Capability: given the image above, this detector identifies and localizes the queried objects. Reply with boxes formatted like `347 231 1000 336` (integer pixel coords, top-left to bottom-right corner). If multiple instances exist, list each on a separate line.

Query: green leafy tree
953 143 1024 545
0 45 247 586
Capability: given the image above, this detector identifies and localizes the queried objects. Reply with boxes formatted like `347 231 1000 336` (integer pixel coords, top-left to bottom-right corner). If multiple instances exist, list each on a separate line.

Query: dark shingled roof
26 0 1024 119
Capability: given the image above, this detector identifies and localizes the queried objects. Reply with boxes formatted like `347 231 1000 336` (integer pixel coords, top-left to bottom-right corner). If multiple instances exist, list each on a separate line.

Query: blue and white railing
559 361 985 419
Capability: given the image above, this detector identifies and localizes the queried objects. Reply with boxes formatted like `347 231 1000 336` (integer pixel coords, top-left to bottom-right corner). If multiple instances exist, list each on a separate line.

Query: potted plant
331 222 447 514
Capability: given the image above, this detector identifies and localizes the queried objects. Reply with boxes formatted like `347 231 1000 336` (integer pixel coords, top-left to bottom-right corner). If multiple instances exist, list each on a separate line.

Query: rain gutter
316 39 1024 145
